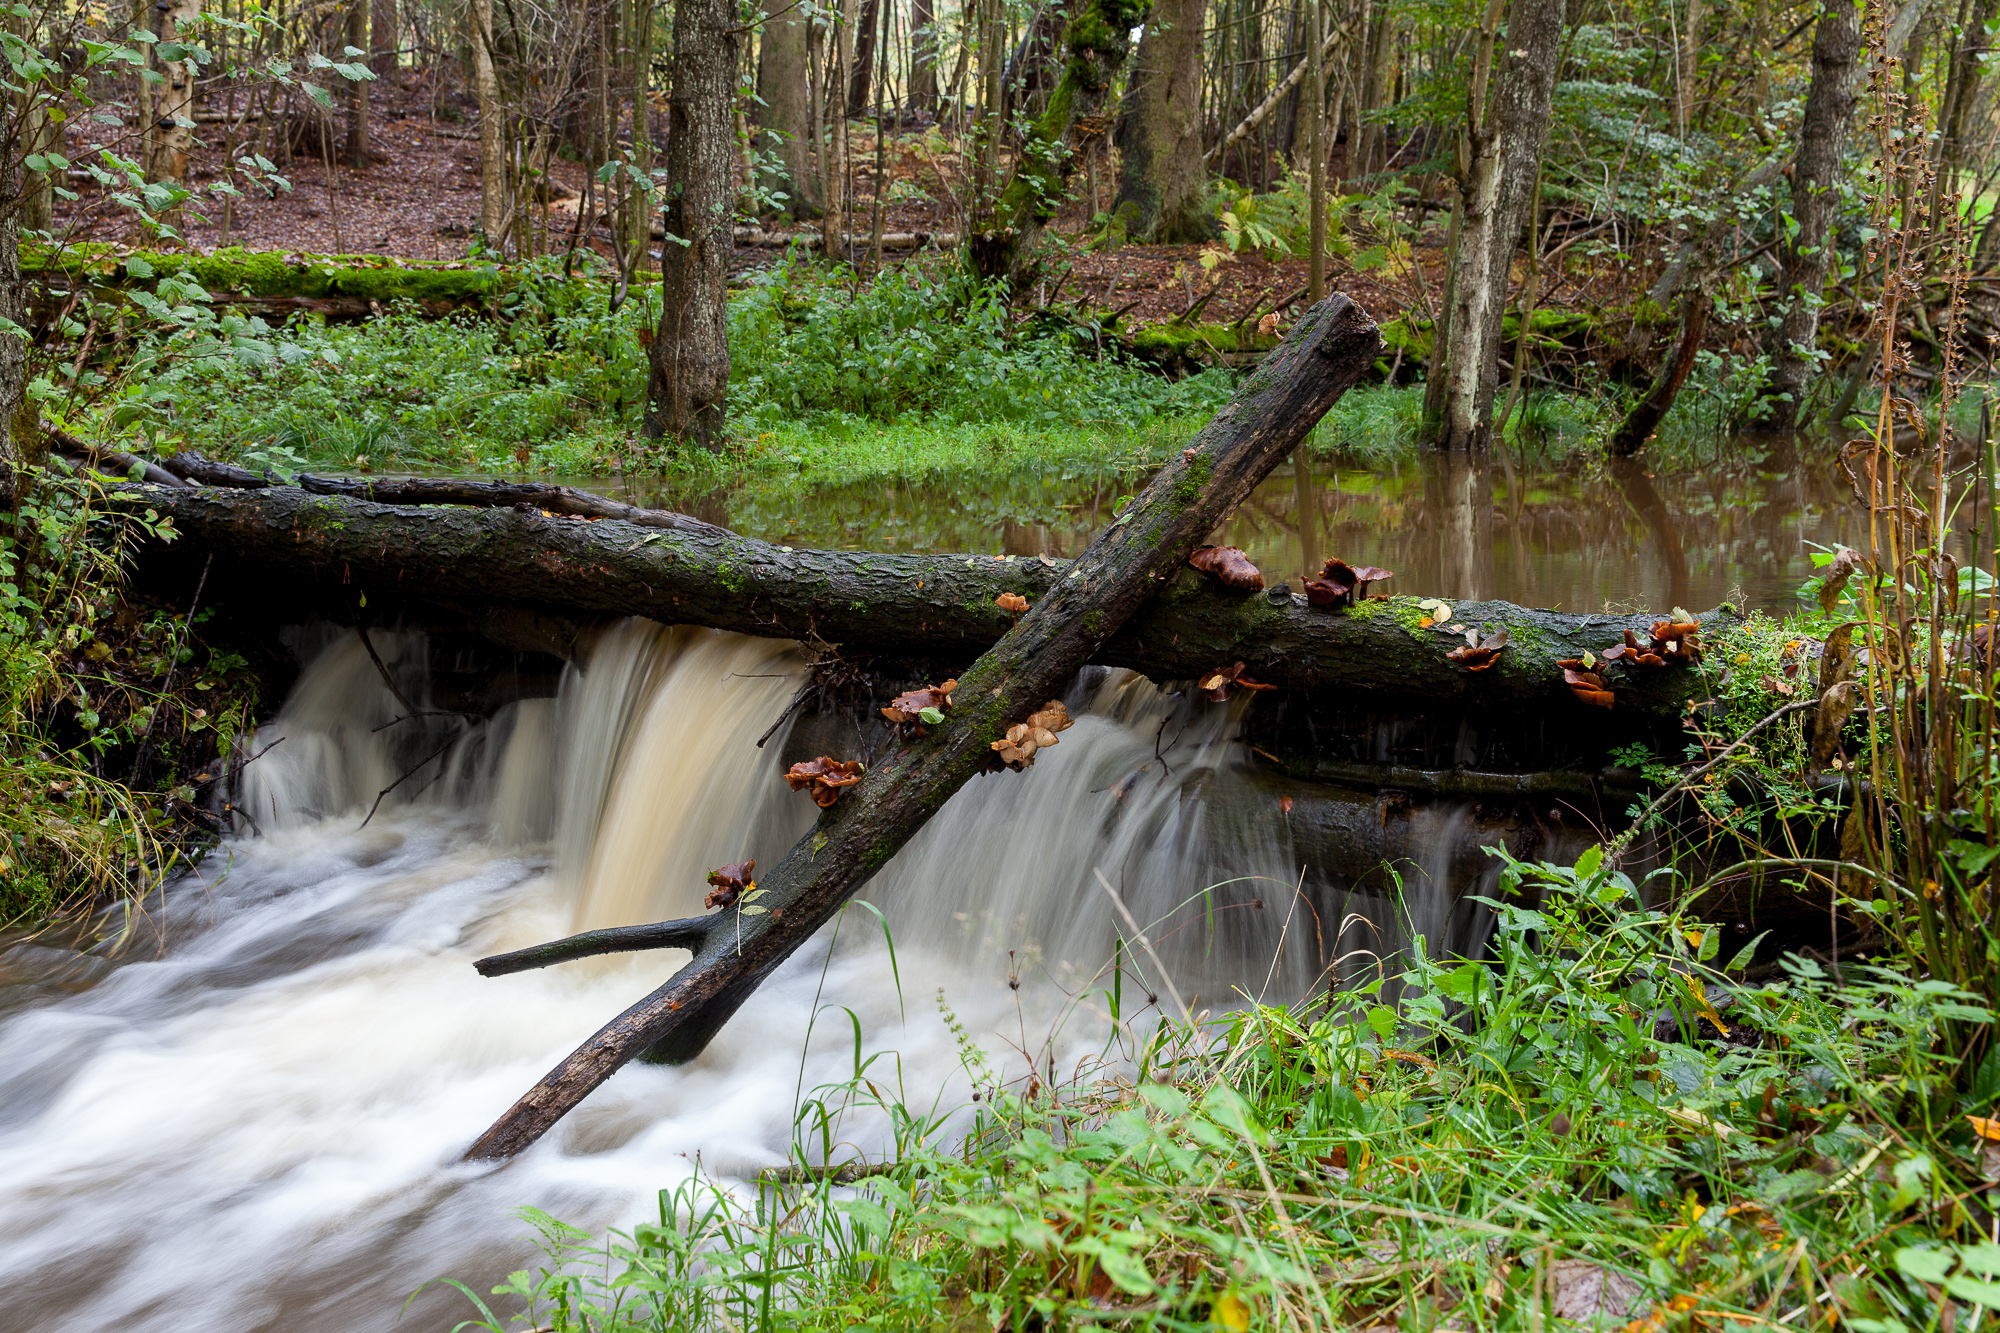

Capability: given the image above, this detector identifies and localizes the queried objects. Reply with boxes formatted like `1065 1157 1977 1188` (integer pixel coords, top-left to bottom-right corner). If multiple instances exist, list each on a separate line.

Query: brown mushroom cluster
1558 661 1616 709
1304 558 1394 610
1600 618 1705 668
1198 661 1278 702
991 700 1075 770
704 860 756 910
1445 628 1510 672
1188 545 1266 591
786 756 865 807
995 592 1029 624
881 679 957 736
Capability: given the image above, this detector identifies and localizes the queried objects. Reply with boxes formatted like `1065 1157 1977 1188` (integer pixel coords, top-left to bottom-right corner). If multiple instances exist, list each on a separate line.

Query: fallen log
121 480 1733 715
460 293 1385 1159
292 473 728 535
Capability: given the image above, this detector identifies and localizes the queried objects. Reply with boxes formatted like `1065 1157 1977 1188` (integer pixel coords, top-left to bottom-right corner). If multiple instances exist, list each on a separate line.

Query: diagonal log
459 293 1384 1160
474 918 713 976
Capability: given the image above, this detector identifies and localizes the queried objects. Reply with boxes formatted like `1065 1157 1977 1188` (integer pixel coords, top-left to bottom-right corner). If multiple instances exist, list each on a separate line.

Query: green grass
432 850 2000 1333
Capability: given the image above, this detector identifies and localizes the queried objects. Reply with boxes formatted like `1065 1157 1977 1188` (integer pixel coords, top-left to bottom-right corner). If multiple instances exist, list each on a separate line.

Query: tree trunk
461 295 1383 1160
757 0 820 217
345 0 372 167
151 0 204 186
644 0 739 450
1419 0 1564 451
20 101 55 235
127 467 1731 718
1766 0 1860 432
909 0 939 112
371 0 398 76
472 0 508 243
972 0 1151 282
1608 284 1711 457
846 0 882 117
0 99 26 509
1112 0 1210 242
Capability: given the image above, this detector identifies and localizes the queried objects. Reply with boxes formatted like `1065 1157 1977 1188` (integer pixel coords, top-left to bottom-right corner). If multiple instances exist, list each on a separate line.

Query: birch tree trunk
1766 0 1859 431
1111 0 1209 241
1418 0 1564 452
152 0 204 186
757 0 820 216
645 0 739 451
472 0 508 243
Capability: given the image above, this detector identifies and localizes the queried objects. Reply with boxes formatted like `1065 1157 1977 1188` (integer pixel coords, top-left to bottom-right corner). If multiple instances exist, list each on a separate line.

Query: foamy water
0 622 1459 1331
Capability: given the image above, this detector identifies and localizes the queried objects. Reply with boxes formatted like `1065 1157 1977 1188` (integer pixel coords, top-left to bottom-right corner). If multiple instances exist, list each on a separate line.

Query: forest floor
46 69 1647 338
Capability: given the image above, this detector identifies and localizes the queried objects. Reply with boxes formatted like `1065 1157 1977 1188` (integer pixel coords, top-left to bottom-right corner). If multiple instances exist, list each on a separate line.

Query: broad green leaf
1895 1246 1954 1284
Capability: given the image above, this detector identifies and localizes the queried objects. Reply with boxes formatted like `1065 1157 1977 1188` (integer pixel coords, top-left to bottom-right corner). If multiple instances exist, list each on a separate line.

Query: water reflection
585 444 1949 613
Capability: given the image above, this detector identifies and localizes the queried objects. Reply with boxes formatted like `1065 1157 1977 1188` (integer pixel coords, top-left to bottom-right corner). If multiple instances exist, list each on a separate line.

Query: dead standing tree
462 293 1384 1159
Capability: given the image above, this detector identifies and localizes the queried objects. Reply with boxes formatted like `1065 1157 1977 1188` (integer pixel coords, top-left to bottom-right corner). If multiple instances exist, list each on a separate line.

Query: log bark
755 0 819 217
1113 0 1212 243
124 477 1732 716
460 292 1383 1160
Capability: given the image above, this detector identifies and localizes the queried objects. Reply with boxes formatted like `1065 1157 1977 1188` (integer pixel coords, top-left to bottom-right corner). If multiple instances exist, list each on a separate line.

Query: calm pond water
572 440 1893 614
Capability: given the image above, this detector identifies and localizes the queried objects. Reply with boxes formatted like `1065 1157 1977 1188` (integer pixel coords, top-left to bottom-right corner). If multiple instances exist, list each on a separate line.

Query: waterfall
0 620 1488 1332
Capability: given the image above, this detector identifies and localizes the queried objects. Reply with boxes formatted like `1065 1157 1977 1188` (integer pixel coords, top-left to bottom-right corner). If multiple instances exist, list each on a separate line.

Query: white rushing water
0 622 1458 1332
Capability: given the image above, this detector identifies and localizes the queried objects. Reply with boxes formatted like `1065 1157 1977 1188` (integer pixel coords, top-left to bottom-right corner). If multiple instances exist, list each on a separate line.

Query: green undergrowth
435 851 2000 1333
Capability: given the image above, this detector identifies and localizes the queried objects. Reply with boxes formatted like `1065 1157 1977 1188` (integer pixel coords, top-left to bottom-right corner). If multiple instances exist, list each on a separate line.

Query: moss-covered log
129 477 1734 718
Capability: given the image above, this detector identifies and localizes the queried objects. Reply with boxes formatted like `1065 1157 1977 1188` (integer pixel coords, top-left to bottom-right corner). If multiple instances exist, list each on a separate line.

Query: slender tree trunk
645 0 739 451
757 1 820 217
1111 0 1207 241
846 0 883 116
345 0 372 166
371 0 397 76
152 0 205 186
1766 0 1860 432
472 0 508 243
1609 284 1710 457
1678 0 1703 136
20 101 55 235
1420 0 1565 452
973 0 1152 282
1307 0 1326 301
910 0 939 111
0 101 27 509
627 0 657 269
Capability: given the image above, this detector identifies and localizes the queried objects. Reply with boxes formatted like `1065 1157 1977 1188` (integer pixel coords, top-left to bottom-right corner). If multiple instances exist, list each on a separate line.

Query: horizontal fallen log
293 473 727 534
122 481 1737 715
48 428 192 488
474 918 712 976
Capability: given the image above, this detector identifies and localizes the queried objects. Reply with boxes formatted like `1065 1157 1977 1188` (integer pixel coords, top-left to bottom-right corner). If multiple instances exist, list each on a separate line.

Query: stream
0 447 1899 1330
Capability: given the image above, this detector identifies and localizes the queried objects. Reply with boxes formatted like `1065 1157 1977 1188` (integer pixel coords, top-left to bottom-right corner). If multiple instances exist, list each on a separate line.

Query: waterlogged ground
561 442 1889 615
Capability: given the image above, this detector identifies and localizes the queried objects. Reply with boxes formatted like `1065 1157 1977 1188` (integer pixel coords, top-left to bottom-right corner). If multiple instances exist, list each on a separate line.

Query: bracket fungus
703 860 756 910
786 756 866 807
1304 557 1393 609
991 700 1075 770
1188 545 1266 591
1445 627 1510 671
1197 661 1278 702
1557 658 1616 709
881 679 956 736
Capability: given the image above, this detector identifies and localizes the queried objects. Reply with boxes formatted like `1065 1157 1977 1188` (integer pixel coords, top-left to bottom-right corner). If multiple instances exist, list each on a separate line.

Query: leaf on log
1188 545 1265 591
1197 661 1277 702
704 860 756 910
881 679 957 735
1445 628 1509 672
785 756 865 806
990 700 1074 770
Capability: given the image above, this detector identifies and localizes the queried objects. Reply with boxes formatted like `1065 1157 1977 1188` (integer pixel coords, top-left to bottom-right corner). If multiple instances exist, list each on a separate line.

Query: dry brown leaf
1818 546 1868 614
1445 628 1510 672
1548 1261 1643 1324
1189 545 1266 591
786 756 865 807
1198 661 1279 702
703 859 755 910
1812 680 1859 767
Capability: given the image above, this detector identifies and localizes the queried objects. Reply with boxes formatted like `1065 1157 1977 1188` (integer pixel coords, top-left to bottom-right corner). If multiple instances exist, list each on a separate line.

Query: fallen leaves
881 678 957 735
991 700 1074 770
1545 1261 1644 1325
786 756 865 807
1189 544 1265 591
703 860 755 910
1197 661 1277 702
1445 627 1510 672
1304 557 1394 610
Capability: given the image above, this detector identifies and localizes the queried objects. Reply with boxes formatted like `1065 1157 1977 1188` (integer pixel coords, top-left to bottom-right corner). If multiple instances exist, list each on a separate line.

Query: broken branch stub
459 293 1384 1161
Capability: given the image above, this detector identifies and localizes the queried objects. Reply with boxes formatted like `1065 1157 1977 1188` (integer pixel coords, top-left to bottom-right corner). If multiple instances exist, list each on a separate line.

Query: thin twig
1608 698 1817 864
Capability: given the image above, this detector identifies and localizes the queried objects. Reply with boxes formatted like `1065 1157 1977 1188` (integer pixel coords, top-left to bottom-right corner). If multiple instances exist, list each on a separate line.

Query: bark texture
151 0 204 185
0 105 24 509
127 478 1732 717
756 0 819 217
345 0 371 166
646 0 739 450
460 294 1384 1160
972 0 1150 281
471 0 507 242
1420 0 1565 451
1112 0 1208 243
1766 0 1860 431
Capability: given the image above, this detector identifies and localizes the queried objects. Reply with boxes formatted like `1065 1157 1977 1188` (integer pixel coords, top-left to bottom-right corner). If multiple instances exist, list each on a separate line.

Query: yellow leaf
1212 1292 1251 1331
1967 1115 2000 1141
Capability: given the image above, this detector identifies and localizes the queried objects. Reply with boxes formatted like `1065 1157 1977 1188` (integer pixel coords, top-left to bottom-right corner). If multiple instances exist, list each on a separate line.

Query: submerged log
124 483 1732 717
459 292 1385 1159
